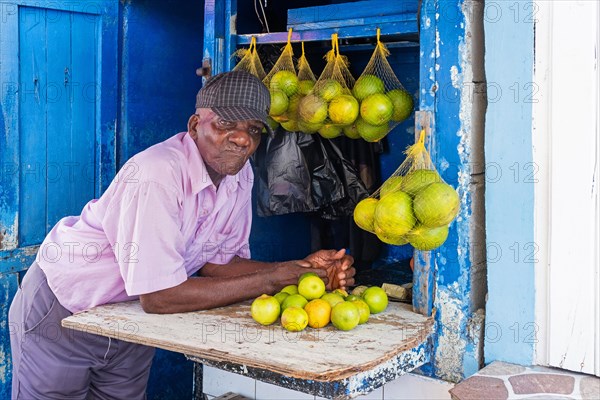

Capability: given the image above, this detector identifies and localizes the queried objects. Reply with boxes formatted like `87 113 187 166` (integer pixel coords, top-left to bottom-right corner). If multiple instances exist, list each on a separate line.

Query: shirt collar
183 132 241 195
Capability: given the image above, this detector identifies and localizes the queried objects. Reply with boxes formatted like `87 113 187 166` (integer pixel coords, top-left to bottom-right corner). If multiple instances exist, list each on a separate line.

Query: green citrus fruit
360 93 394 125
298 275 326 300
250 294 281 325
298 120 324 134
379 176 404 198
281 306 308 332
320 292 345 308
269 89 289 116
270 70 299 97
316 79 343 102
401 169 442 197
349 299 371 324
344 294 361 302
356 117 389 142
374 224 409 246
352 74 385 101
318 124 342 139
304 299 331 328
413 182 460 227
299 272 319 283
281 285 298 295
298 94 328 124
331 301 360 331
374 191 416 236
406 224 449 251
342 123 361 139
361 286 388 314
273 292 290 305
281 293 308 311
353 198 378 233
387 89 414 122
286 94 302 119
280 119 298 132
298 80 315 95
328 95 359 125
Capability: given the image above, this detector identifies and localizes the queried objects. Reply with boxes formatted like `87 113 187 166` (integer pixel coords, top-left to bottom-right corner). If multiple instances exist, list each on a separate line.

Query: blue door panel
19 6 48 247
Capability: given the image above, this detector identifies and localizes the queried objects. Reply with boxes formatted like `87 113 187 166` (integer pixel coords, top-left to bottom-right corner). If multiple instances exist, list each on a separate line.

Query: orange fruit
298 275 326 300
304 299 332 328
281 307 308 332
281 294 308 311
331 302 360 331
362 286 388 314
250 294 281 326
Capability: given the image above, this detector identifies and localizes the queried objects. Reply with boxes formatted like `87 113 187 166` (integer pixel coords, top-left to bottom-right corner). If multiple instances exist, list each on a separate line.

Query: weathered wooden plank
287 1 418 25
62 301 433 383
18 6 48 246
0 273 19 399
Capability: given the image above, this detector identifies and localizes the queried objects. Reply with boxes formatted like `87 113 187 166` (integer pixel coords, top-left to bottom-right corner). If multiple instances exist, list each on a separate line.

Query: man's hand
271 260 329 290
304 249 356 291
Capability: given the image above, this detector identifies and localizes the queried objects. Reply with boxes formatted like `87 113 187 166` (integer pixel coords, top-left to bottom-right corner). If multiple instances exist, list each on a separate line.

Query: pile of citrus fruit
266 71 412 142
354 168 459 250
250 273 389 332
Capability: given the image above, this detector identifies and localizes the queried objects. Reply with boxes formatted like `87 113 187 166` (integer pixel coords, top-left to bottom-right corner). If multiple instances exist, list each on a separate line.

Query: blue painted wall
118 0 204 398
484 2 535 366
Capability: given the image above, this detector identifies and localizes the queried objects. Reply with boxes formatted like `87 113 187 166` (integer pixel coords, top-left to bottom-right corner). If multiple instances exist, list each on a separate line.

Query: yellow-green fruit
349 299 371 324
250 294 281 326
273 292 290 304
281 293 308 311
281 306 308 332
413 182 460 227
298 94 328 124
374 224 409 246
270 70 299 97
280 119 298 132
353 74 385 101
298 80 315 95
297 120 324 134
281 284 298 295
356 117 388 142
269 89 289 116
343 123 361 139
379 176 404 198
402 169 442 197
353 198 379 233
286 94 302 119
328 95 359 125
362 286 389 314
387 89 414 122
374 191 416 237
316 79 343 102
320 292 345 308
318 124 342 139
360 93 394 125
406 224 449 251
331 301 360 331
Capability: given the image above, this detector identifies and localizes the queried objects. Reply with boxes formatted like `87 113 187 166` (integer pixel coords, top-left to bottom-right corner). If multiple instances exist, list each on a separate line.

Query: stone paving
449 361 600 400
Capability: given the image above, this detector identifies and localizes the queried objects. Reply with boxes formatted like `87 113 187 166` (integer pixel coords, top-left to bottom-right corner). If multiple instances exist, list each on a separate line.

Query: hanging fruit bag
349 28 414 142
232 36 267 80
353 130 460 251
297 34 357 138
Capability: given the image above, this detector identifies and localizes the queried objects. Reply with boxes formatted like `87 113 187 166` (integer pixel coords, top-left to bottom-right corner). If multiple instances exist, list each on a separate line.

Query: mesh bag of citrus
353 130 460 251
349 29 414 142
296 34 357 138
232 36 267 80
262 29 302 132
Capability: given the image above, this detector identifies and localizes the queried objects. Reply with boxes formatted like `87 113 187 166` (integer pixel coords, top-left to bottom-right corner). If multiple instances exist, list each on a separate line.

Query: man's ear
187 114 199 138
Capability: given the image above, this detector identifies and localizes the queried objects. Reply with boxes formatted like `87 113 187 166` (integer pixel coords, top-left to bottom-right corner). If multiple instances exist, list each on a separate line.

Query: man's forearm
200 256 281 277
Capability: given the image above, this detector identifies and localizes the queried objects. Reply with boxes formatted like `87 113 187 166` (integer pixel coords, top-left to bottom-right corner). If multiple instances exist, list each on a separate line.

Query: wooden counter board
62 301 434 399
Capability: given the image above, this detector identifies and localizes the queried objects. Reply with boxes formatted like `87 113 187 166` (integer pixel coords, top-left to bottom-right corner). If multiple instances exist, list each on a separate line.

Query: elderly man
9 71 355 399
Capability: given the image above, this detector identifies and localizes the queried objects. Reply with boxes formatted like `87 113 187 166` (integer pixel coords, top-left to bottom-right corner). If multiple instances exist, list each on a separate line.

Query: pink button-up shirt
37 132 253 313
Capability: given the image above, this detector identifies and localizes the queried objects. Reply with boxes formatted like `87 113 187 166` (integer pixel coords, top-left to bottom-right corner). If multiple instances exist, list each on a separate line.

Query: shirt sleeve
102 180 188 296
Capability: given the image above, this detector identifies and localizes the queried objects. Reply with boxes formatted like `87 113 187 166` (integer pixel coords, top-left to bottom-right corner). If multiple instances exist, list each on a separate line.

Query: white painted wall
202 366 453 400
533 0 600 377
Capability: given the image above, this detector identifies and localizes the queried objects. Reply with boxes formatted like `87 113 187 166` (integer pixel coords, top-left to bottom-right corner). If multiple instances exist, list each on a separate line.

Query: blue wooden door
0 2 119 396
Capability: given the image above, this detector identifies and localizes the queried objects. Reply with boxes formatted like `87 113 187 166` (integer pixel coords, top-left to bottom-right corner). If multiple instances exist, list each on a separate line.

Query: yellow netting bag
353 130 460 251
296 34 357 137
297 42 317 93
262 29 301 132
349 28 414 142
232 37 266 80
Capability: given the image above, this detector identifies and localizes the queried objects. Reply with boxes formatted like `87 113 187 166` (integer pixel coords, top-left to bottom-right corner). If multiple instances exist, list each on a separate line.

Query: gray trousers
8 263 155 400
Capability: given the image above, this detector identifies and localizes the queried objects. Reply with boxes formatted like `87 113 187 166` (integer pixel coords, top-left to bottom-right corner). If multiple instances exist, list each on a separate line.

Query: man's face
188 108 262 181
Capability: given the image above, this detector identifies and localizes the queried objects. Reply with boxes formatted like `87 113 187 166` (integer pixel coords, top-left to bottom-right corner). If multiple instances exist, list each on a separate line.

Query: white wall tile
315 385 383 400
383 373 453 400
202 365 256 399
255 380 315 400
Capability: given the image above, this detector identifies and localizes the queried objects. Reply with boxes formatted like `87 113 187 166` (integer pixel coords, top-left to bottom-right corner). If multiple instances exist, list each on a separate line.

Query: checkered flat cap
196 71 272 134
